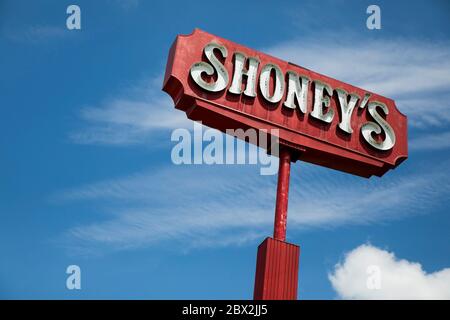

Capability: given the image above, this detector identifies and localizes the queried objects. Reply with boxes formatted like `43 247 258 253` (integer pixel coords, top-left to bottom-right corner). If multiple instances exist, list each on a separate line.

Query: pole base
253 237 300 300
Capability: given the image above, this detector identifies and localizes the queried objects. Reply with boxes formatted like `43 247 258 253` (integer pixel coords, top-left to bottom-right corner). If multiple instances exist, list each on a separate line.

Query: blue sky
1 0 450 299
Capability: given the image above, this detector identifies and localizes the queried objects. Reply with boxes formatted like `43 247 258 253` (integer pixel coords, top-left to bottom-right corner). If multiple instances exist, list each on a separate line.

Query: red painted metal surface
273 148 291 241
253 237 300 300
163 29 408 178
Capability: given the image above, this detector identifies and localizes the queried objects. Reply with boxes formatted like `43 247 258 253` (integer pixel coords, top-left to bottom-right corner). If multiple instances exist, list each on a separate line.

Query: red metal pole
273 148 291 241
253 147 299 300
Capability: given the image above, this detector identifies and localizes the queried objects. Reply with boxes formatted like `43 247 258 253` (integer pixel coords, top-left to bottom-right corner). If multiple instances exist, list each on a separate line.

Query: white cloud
266 37 450 129
329 244 450 299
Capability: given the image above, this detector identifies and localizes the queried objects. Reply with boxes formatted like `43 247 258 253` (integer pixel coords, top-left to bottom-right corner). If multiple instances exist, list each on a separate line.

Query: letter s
190 42 229 92
361 101 396 151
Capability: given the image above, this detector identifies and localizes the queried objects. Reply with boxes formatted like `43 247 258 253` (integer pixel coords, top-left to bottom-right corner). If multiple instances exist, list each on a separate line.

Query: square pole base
253 237 300 300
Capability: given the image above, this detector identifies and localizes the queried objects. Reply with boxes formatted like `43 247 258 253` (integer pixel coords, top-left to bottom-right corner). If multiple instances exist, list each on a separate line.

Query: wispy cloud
112 0 140 9
4 25 69 43
70 77 191 145
410 130 450 151
54 159 450 254
396 95 450 129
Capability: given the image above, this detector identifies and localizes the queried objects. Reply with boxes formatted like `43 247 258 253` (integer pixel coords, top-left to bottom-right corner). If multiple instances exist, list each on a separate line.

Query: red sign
163 29 408 177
